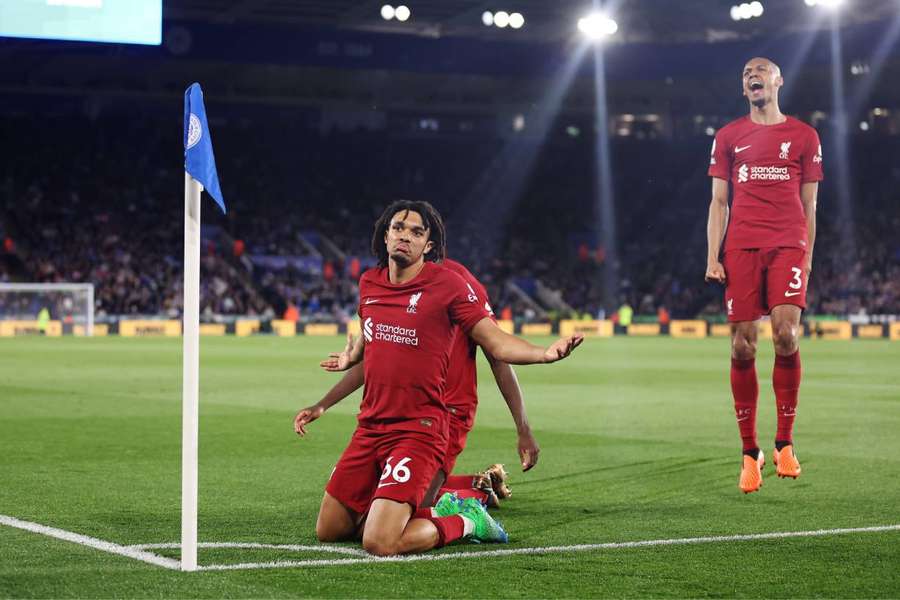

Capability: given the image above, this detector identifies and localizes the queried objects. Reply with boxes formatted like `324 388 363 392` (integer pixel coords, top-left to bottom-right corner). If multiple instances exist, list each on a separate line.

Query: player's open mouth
749 80 764 91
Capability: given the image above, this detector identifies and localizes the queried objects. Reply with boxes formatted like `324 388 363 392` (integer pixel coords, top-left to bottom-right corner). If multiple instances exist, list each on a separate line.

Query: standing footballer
705 57 823 494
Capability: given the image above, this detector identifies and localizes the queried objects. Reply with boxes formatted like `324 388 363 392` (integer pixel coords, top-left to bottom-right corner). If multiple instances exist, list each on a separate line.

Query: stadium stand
1 115 898 324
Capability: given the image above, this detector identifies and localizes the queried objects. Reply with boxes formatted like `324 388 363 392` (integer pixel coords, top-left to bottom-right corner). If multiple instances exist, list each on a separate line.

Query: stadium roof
163 0 897 44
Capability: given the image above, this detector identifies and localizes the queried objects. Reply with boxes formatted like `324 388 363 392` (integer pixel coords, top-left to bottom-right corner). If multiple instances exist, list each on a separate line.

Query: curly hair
371 200 446 268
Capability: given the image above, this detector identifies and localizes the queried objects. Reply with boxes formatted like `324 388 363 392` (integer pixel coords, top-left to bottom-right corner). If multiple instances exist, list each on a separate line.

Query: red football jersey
708 115 823 251
356 261 491 429
441 259 496 429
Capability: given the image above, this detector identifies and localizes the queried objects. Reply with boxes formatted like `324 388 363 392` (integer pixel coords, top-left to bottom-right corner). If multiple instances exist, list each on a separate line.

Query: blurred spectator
1 114 897 322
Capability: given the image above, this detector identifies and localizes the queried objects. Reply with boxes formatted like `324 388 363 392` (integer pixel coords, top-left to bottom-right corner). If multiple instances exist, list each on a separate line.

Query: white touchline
2 515 898 572
0 514 180 571
195 525 900 571
130 542 369 557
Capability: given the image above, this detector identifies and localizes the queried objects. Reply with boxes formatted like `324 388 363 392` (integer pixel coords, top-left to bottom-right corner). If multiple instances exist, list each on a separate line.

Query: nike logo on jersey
377 481 400 489
784 291 802 297
735 145 752 153
364 298 379 304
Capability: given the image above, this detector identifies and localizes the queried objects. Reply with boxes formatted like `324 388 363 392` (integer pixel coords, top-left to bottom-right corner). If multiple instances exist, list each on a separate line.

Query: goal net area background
0 283 94 336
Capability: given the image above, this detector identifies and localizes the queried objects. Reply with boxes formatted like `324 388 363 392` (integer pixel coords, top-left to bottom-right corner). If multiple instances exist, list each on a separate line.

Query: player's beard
390 250 413 268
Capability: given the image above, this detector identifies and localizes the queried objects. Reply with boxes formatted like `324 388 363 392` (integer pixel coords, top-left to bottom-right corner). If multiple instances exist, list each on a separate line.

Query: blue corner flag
184 83 225 213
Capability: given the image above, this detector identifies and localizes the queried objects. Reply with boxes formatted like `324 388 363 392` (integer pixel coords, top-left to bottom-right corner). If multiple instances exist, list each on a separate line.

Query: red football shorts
440 412 472 476
723 247 808 322
326 422 447 515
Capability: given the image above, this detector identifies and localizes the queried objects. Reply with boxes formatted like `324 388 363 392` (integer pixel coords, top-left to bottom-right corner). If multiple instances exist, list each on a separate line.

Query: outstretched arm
485 351 539 471
294 363 365 436
468 318 583 365
320 332 365 372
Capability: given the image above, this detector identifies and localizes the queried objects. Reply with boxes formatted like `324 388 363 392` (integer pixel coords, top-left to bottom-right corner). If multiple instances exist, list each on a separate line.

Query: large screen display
0 0 162 46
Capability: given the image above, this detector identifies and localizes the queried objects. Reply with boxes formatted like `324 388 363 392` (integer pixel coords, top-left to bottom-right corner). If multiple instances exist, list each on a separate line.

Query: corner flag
181 82 226 572
184 83 225 213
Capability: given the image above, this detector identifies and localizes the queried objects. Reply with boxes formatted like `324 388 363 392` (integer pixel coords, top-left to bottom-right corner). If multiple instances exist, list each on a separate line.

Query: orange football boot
773 445 801 479
739 450 765 494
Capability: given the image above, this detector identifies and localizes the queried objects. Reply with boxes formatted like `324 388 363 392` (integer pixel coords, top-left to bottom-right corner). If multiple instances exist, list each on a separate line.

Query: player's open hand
294 404 325 436
518 430 540 472
320 332 356 372
542 334 584 363
705 261 727 284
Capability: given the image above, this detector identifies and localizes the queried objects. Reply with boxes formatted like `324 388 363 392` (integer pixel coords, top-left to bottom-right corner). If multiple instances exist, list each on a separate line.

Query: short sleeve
476 281 497 324
357 274 370 319
708 130 731 180
446 275 491 333
802 129 824 183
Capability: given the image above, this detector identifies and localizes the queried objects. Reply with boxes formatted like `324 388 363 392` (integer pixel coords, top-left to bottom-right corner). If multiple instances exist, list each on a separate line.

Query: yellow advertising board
559 319 613 337
347 320 361 336
757 320 773 339
627 323 660 336
710 323 732 337
856 324 884 339
119 320 180 337
811 320 852 340
306 323 339 336
74 324 110 336
890 322 900 341
0 320 62 337
235 319 260 337
521 323 553 336
271 320 297 337
670 320 707 338
199 323 226 336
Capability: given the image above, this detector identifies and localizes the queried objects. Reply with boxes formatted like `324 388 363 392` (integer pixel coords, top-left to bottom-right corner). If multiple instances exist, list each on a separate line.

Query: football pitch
1 335 898 598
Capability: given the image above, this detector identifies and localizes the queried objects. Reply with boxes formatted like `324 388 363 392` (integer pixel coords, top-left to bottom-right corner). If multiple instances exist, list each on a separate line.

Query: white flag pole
181 171 203 572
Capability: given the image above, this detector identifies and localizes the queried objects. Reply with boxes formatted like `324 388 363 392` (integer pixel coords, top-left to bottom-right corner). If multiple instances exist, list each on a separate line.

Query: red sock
439 488 489 504
411 508 466 547
427 515 466 547
444 474 475 488
731 357 759 452
773 351 801 443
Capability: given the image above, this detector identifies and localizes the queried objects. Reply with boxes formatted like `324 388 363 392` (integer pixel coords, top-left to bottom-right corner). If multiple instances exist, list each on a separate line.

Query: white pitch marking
3 515 898 572
197 524 900 571
130 542 369 557
0 514 180 570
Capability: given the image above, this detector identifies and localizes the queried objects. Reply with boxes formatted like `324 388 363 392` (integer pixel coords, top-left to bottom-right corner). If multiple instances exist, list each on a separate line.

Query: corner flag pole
181 172 202 572
182 82 225 572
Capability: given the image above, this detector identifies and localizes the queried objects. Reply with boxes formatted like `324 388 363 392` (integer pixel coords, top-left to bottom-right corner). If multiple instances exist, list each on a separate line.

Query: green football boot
433 492 465 517
459 497 509 543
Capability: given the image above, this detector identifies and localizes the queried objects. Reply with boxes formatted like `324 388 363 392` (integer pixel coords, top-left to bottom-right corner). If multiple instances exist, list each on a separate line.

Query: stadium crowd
1 115 898 322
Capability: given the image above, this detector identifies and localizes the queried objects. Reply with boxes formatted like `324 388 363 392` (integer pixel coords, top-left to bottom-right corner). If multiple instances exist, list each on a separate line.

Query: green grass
1 336 898 598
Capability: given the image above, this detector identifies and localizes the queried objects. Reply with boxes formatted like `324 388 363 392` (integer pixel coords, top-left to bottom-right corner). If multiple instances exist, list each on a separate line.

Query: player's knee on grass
315 493 359 542
362 498 415 556
316 515 355 543
361 531 400 556
361 518 406 556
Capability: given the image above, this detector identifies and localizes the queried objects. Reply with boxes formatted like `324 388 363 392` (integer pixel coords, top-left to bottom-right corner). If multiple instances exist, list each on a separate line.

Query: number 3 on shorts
789 267 803 290
380 456 412 484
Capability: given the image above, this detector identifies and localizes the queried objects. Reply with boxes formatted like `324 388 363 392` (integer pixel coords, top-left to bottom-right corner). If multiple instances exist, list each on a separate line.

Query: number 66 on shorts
325 426 447 513
380 456 412 485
